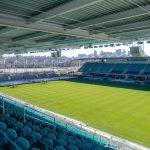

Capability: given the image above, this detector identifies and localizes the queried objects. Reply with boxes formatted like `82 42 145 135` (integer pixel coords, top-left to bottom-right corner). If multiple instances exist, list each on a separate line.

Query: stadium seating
9 75 23 81
0 73 59 83
143 64 150 75
79 63 114 75
79 63 93 73
125 64 146 74
97 63 114 74
79 62 150 76
0 98 116 150
110 63 129 74
0 74 8 82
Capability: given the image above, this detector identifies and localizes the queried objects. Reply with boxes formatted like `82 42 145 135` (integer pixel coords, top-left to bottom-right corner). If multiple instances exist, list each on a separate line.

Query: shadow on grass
65 79 150 92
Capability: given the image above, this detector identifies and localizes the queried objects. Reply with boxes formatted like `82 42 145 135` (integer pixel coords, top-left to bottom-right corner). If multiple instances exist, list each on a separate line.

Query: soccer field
0 79 150 147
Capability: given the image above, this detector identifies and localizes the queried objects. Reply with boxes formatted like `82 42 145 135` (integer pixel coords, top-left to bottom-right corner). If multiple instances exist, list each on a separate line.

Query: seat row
0 73 58 82
79 62 150 75
0 99 115 150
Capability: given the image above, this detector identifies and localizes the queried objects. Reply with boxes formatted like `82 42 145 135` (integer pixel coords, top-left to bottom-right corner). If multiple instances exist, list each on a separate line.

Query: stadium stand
125 64 146 74
0 95 115 150
78 62 150 84
0 73 59 83
79 62 113 75
142 64 150 75
79 62 150 76
110 63 129 74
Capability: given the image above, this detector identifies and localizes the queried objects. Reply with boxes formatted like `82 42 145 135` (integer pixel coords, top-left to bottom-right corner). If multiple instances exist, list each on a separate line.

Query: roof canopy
0 0 150 54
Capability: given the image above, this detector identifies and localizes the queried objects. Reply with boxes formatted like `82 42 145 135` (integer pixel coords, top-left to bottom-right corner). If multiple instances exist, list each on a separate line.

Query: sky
62 42 150 57
3 42 150 58
62 45 130 57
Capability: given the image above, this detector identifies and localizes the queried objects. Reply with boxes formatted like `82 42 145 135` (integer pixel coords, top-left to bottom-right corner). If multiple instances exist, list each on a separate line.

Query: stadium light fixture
110 44 115 47
99 45 103 48
104 45 108 47
137 42 143 44
116 43 121 46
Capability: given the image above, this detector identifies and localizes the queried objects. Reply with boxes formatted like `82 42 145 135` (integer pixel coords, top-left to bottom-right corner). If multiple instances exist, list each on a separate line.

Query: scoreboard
130 46 145 57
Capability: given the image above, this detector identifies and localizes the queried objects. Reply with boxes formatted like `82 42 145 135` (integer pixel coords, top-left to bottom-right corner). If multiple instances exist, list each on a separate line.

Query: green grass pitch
0 79 150 147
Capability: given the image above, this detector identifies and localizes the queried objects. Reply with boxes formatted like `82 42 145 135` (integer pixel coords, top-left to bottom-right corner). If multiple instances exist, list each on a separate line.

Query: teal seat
16 122 23 128
36 139 48 150
25 121 32 127
0 137 7 146
0 122 7 131
17 127 26 137
40 128 48 135
4 114 10 118
67 138 75 145
26 133 36 145
33 125 40 131
67 144 79 150
5 128 17 140
54 146 66 150
57 139 67 147
10 118 16 123
16 137 30 150
24 126 32 134
32 132 41 140
0 130 7 146
59 135 66 140
48 133 56 140
42 138 53 147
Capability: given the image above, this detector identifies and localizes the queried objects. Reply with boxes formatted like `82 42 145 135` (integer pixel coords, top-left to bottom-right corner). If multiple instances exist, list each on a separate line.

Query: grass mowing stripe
0 79 150 147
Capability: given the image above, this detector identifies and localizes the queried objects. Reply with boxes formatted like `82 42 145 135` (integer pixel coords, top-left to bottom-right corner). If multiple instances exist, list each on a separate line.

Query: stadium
0 0 150 150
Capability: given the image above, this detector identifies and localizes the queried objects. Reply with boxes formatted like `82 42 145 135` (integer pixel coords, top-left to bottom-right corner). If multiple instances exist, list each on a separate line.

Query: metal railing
0 93 149 150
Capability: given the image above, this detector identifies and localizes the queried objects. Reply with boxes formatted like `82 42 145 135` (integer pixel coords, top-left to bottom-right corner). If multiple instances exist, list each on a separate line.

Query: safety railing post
99 135 102 145
23 106 26 123
2 96 5 114
54 117 55 123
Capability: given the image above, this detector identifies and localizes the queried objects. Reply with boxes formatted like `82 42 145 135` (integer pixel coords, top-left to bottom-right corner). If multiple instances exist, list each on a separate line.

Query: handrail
0 93 149 150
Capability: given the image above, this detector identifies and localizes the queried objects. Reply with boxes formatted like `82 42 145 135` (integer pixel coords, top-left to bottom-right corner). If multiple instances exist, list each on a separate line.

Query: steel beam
69 5 150 29
0 37 12 43
31 0 104 22
12 32 48 41
36 35 67 43
114 28 150 35
0 27 14 34
113 28 150 39
0 13 119 42
97 20 150 33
